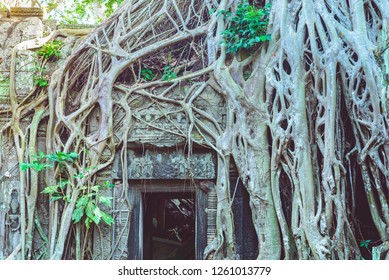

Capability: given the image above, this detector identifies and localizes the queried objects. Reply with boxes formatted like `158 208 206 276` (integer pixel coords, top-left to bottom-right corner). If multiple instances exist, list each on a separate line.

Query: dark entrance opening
143 192 195 260
127 181 208 260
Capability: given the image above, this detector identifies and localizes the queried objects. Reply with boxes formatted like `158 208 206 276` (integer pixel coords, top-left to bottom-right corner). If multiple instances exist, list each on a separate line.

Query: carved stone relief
0 168 21 259
113 148 216 180
112 85 226 148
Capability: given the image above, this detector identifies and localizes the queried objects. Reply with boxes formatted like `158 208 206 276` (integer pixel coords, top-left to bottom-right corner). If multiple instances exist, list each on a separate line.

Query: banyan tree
0 0 388 260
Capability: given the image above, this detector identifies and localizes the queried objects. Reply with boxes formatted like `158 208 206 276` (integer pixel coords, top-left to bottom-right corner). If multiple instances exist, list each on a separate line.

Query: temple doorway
143 192 195 260
127 181 208 260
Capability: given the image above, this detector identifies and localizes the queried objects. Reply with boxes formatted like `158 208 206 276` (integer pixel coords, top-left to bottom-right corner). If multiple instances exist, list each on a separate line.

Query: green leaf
222 3 271 54
36 40 63 60
63 194 71 203
92 207 102 224
85 201 97 221
58 180 69 189
72 206 85 223
23 161 53 172
103 181 115 188
208 8 215 15
50 194 63 202
20 162 30 171
76 195 89 208
73 173 84 179
33 151 45 160
34 77 49 87
360 240 371 248
36 163 53 172
162 65 177 81
85 217 92 229
91 185 100 192
67 152 79 161
141 68 155 81
42 185 59 195
45 153 59 162
57 151 66 161
98 196 112 207
101 211 114 226
87 193 97 198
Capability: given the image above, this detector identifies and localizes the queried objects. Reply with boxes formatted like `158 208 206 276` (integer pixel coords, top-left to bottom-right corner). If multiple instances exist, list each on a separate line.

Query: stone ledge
0 7 44 19
58 23 96 29
10 7 44 19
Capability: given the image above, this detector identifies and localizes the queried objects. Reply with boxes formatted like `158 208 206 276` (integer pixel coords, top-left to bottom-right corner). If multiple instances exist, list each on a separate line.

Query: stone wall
0 16 47 260
0 17 45 104
0 16 82 260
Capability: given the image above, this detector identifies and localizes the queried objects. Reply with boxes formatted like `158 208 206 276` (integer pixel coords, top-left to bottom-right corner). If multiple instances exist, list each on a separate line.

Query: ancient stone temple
0 13 257 260
94 85 258 260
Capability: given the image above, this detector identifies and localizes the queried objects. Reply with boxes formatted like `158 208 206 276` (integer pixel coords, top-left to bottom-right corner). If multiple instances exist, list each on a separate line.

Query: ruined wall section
0 15 223 260
0 17 46 106
0 16 48 260
0 16 83 259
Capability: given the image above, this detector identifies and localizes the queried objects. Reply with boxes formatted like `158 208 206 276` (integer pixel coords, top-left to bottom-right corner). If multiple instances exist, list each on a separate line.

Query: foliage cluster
72 181 114 229
141 68 155 81
359 239 372 249
221 3 271 54
32 40 63 88
162 65 177 81
141 65 178 82
41 0 124 24
32 64 49 88
36 40 63 60
21 151 114 229
33 76 49 87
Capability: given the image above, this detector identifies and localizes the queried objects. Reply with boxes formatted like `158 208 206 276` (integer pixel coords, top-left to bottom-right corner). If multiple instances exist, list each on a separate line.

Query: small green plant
221 3 271 54
141 68 156 81
20 161 52 172
42 151 79 163
21 151 115 229
360 239 371 249
162 65 177 81
33 75 49 87
41 179 72 202
36 40 63 60
31 64 50 88
72 182 115 229
208 8 216 15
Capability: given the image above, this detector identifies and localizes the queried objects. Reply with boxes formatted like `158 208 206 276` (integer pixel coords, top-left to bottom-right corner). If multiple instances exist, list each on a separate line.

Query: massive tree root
1 0 389 259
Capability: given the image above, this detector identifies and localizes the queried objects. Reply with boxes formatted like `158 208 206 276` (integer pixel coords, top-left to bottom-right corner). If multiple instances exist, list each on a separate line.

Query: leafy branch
36 40 63 60
31 64 50 88
21 151 115 229
221 3 271 54
72 182 114 229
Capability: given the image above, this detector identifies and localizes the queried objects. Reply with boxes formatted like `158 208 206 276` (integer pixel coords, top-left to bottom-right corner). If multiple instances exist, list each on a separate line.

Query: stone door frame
127 180 209 260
